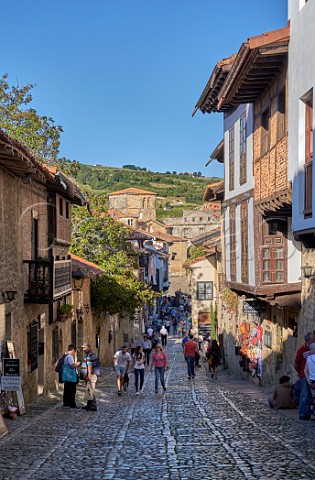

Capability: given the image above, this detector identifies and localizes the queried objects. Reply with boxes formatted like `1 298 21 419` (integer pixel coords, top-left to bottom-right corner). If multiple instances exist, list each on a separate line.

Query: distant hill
74 163 221 208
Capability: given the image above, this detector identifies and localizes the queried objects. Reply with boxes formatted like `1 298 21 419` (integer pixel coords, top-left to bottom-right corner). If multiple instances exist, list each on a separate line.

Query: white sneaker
135 391 140 395
140 389 144 395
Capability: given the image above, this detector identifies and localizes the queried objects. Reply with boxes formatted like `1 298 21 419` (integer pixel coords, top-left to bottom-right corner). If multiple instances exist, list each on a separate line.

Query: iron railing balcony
24 258 72 304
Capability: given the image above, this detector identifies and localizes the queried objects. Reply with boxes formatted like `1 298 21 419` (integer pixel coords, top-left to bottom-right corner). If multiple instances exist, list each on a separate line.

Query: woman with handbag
62 344 81 408
150 344 168 394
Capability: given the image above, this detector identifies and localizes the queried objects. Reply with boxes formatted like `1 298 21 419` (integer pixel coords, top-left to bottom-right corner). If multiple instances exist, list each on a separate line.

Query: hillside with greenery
60 161 221 211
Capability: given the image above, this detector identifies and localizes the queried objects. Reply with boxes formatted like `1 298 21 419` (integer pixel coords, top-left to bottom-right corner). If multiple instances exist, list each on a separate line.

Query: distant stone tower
108 187 157 220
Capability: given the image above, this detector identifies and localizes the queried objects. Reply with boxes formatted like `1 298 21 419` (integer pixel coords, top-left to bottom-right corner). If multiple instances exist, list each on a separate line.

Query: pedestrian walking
81 342 98 411
160 325 168 347
151 331 160 350
294 332 314 420
184 334 198 380
194 337 201 368
129 337 137 356
132 346 146 395
147 325 153 339
113 345 131 396
62 344 81 409
150 344 168 393
207 339 220 379
140 334 152 366
164 317 171 335
172 317 178 335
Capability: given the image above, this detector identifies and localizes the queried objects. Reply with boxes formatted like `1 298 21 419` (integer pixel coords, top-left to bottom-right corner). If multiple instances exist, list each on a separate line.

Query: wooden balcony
24 260 52 304
24 259 72 304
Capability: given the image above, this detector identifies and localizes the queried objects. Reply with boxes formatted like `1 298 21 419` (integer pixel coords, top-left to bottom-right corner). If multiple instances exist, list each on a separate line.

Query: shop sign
198 324 211 336
243 300 266 316
1 358 21 391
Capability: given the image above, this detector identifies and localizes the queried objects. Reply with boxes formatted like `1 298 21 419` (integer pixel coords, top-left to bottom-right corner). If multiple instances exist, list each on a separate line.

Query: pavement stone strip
1 339 315 480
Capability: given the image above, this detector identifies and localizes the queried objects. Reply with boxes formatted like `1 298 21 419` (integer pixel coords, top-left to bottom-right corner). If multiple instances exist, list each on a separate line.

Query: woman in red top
150 345 168 394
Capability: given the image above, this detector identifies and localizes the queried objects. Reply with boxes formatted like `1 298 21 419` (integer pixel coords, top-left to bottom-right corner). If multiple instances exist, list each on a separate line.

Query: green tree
0 74 62 163
210 303 217 340
71 195 157 315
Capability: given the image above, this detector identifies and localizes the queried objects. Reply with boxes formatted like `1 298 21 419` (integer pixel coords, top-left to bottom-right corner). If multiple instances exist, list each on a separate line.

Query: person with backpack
60 344 81 409
81 342 98 411
150 344 168 394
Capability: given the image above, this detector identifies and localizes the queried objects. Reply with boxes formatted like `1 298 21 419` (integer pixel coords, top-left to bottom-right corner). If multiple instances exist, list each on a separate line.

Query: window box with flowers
57 304 74 321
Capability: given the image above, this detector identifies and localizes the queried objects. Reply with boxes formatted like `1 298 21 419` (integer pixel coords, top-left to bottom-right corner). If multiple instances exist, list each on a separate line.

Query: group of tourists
60 341 98 412
112 339 168 396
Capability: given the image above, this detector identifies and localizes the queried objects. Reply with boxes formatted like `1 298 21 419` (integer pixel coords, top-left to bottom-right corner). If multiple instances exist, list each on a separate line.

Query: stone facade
0 132 86 407
163 210 219 239
108 187 157 221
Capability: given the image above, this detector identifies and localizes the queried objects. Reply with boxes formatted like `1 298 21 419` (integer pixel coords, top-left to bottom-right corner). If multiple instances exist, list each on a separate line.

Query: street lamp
72 268 85 290
2 290 17 303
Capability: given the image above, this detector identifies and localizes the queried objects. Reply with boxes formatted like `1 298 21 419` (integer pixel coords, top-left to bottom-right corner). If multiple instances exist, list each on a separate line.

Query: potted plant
57 304 74 321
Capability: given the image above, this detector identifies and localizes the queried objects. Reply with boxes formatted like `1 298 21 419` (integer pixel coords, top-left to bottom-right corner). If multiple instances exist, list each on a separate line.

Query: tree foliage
0 74 62 163
187 245 206 262
70 195 157 315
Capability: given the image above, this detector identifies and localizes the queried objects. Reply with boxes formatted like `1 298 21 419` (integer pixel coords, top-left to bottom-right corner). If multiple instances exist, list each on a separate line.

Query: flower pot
57 314 67 322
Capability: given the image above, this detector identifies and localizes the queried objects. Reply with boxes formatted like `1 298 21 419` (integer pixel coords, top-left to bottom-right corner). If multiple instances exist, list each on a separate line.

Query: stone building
0 131 86 406
108 187 157 221
70 254 135 367
162 209 219 239
194 25 302 387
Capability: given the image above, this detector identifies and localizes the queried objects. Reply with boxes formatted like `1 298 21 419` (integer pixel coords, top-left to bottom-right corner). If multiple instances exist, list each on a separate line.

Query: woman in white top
132 346 146 395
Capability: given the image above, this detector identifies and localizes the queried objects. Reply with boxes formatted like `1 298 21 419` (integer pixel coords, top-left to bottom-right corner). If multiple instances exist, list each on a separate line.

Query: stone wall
163 210 219 239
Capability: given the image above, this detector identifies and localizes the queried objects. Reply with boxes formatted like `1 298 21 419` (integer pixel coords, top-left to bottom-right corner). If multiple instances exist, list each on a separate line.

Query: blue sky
0 1 287 178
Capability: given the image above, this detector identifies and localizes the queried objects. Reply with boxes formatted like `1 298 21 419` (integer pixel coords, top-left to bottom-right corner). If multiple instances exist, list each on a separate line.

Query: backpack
55 353 67 383
94 356 101 377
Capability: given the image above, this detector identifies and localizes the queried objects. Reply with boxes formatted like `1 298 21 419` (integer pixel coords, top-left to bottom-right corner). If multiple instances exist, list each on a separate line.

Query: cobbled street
2 339 315 480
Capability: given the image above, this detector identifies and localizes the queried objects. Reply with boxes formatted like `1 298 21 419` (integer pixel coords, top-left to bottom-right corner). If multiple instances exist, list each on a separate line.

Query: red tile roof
71 253 104 275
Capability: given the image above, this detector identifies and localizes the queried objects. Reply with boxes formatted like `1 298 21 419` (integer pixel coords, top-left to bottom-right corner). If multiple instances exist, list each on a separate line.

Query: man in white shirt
160 325 168 347
113 346 131 396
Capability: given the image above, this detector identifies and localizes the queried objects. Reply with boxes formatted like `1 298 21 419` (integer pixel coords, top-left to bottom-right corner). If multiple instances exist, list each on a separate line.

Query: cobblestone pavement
2 339 315 480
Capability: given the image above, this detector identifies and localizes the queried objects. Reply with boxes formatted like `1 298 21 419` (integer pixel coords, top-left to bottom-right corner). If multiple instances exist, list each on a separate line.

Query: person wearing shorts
113 346 131 395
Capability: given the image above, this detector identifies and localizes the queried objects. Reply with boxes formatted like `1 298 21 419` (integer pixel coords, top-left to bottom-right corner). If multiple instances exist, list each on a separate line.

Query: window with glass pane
276 272 283 282
276 260 283 270
263 249 270 259
263 260 270 270
263 272 271 282
276 248 283 258
197 282 213 300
